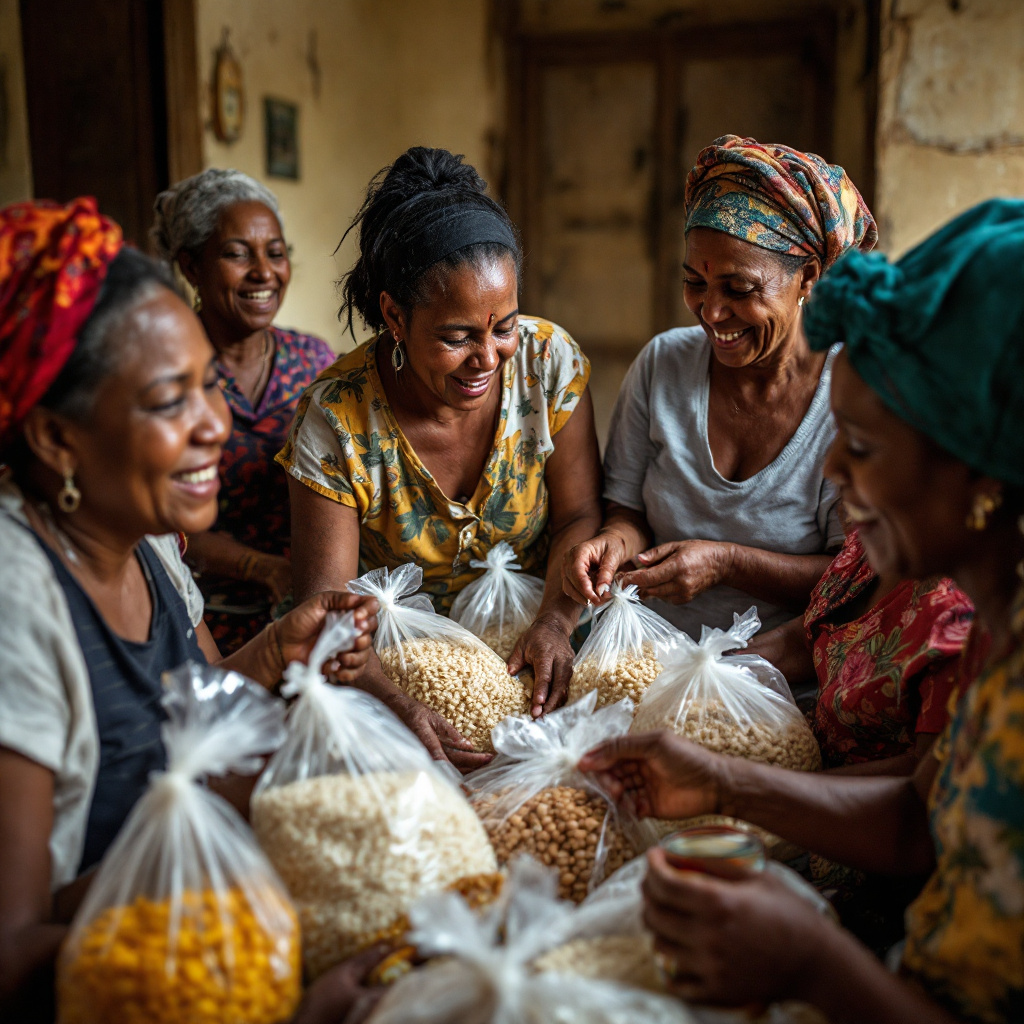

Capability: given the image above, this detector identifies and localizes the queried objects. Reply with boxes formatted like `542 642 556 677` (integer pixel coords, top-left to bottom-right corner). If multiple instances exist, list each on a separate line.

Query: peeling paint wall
875 0 1024 254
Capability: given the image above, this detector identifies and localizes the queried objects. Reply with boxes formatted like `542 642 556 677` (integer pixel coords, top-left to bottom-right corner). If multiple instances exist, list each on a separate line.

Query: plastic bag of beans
632 608 821 772
568 581 682 711
251 613 499 980
371 857 695 1024
57 662 300 1024
465 691 644 902
449 542 545 660
348 563 532 752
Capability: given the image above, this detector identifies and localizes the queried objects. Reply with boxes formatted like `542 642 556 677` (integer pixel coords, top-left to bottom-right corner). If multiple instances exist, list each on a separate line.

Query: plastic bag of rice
568 582 681 711
251 613 499 980
450 542 545 660
632 607 821 772
349 563 532 752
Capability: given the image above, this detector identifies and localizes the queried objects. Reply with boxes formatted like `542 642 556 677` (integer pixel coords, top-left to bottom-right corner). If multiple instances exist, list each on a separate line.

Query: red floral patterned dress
806 530 974 769
200 326 335 653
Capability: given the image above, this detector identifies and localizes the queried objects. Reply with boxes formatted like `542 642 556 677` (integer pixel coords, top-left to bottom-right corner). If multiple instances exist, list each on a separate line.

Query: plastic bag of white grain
250 612 498 980
631 607 821 772
371 857 695 1024
464 691 644 903
349 563 532 752
568 582 682 711
449 542 545 660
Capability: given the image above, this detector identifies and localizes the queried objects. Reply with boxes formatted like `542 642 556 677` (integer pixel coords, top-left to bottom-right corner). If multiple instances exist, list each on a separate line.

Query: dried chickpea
569 643 663 710
379 638 531 752
476 786 636 902
57 887 300 1024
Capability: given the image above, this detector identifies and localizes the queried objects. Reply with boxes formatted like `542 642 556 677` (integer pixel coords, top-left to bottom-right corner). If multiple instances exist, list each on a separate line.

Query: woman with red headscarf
0 199 379 1019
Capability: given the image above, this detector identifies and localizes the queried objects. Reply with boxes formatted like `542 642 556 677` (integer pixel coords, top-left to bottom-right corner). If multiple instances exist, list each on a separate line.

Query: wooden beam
163 0 203 183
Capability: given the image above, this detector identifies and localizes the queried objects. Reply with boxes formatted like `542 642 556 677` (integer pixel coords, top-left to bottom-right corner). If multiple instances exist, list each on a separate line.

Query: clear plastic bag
251 613 498 979
568 582 681 710
631 608 821 772
57 661 300 1024
464 691 644 902
371 857 695 1024
349 563 532 752
449 542 545 660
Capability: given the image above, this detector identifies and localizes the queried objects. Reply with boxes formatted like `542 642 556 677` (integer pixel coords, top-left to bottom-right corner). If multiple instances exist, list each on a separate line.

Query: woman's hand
274 591 378 682
578 731 725 820
642 846 831 1008
508 612 575 717
618 539 732 604
290 944 390 1024
385 693 494 774
562 531 629 605
246 552 293 605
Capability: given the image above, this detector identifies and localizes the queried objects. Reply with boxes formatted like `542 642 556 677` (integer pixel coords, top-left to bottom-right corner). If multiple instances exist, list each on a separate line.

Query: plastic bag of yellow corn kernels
449 542 545 661
57 661 300 1024
348 563 532 752
568 582 682 711
251 611 499 981
464 691 647 903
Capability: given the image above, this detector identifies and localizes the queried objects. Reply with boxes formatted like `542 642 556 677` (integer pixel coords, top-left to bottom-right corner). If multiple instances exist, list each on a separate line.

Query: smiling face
185 200 290 342
824 349 987 581
682 228 818 368
381 254 520 411
61 288 233 538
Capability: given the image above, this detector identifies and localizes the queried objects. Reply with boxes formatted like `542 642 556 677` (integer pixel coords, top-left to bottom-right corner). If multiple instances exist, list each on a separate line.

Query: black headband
394 203 517 281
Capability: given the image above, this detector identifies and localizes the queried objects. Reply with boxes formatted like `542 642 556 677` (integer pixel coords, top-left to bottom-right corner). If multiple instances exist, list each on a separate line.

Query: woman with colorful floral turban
581 199 1024 1024
565 135 877 638
0 199 378 1016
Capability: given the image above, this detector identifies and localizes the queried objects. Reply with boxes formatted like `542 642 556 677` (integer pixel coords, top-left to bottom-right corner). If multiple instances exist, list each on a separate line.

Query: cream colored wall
195 0 499 350
0 0 33 205
875 0 1024 255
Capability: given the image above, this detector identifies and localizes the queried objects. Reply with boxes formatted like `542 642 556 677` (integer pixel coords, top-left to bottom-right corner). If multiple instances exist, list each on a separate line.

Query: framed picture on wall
264 98 299 179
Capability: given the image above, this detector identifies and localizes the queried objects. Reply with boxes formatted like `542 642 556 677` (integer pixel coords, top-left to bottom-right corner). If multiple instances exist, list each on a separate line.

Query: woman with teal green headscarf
579 199 1024 1023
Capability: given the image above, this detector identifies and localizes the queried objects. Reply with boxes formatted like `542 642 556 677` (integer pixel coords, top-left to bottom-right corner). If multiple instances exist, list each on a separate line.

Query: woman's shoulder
516 315 589 383
272 325 336 367
632 324 709 376
304 340 374 403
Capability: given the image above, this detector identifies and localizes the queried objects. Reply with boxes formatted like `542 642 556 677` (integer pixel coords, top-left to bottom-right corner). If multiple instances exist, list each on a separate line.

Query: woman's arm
186 531 292 605
509 387 603 714
562 502 653 605
741 614 817 692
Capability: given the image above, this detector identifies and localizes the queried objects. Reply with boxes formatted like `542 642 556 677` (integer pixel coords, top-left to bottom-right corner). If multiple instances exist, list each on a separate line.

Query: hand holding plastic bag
57 662 299 1024
450 542 545 660
632 608 821 772
349 564 531 752
569 582 681 710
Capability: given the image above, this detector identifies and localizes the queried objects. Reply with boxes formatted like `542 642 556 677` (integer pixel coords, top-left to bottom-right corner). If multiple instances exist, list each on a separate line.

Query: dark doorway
20 0 174 247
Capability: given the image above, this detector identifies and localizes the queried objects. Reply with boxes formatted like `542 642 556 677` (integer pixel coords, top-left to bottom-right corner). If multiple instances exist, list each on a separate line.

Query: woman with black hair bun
279 146 603 771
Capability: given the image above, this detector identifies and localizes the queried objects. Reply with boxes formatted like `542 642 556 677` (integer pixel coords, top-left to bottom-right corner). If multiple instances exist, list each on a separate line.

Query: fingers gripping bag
465 691 643 902
568 581 681 710
631 607 821 772
250 612 499 980
57 662 299 1024
449 542 545 660
349 563 531 752
371 857 695 1024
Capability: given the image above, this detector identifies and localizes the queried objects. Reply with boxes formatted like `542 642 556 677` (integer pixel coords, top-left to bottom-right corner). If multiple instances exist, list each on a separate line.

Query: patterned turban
0 198 122 452
684 135 877 270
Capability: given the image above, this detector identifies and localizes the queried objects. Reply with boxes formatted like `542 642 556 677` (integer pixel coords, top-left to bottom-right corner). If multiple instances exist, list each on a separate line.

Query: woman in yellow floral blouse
580 200 1024 1023
279 148 601 771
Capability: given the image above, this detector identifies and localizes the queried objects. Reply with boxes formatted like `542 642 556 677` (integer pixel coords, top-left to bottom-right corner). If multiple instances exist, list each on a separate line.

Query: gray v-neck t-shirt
603 326 843 639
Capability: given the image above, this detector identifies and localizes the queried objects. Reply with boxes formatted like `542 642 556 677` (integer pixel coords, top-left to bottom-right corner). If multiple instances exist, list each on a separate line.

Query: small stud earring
798 296 805 308
966 490 1002 531
58 469 81 513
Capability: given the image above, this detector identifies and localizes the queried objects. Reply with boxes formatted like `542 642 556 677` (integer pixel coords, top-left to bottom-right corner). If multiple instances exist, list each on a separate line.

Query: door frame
163 0 203 183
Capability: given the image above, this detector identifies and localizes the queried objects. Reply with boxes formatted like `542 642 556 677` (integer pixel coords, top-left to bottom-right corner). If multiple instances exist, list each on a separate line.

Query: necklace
248 329 273 407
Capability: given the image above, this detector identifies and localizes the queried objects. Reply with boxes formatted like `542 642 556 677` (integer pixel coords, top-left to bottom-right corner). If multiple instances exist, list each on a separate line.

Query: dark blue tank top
34 536 206 873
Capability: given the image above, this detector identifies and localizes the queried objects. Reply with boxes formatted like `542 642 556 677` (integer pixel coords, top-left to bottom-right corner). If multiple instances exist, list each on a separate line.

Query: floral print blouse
806 530 974 768
276 317 589 611
901 595 1024 1022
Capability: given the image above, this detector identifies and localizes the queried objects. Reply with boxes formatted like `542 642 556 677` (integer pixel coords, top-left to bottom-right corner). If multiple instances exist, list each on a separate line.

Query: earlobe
20 408 78 480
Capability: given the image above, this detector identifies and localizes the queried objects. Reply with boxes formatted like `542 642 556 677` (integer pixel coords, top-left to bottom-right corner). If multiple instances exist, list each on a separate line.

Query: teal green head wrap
804 198 1024 487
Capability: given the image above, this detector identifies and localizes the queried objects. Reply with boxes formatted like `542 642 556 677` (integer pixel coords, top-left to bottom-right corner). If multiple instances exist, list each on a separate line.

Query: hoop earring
966 490 1002 531
391 339 406 372
58 469 81 513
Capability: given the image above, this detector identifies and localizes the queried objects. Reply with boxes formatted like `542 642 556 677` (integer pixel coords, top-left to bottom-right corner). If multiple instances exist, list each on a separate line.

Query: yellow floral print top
276 317 589 610
902 595 1024 1023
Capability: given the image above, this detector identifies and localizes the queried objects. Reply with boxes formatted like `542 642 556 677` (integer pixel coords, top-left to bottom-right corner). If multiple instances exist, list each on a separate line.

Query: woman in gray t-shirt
564 135 877 638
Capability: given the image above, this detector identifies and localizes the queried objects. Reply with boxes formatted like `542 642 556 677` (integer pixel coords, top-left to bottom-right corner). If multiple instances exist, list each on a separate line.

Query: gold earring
192 291 202 313
391 339 406 372
966 490 1002 531
58 469 81 513
798 296 805 308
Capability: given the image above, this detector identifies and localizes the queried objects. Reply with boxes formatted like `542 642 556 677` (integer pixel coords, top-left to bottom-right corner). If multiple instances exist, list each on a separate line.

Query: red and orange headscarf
0 198 122 452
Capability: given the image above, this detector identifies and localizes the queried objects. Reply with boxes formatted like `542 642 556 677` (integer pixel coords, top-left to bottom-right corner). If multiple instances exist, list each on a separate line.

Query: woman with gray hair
152 169 335 653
